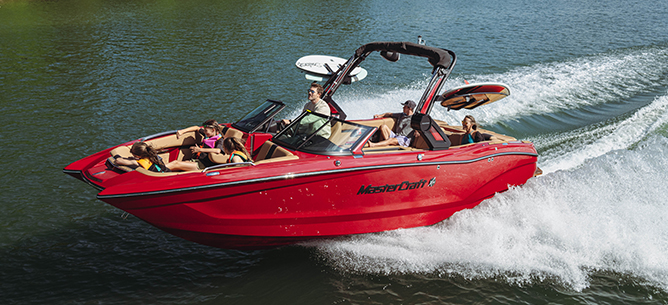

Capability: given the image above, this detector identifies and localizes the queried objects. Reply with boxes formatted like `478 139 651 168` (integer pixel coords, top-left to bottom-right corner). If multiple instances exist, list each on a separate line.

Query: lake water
2 0 668 303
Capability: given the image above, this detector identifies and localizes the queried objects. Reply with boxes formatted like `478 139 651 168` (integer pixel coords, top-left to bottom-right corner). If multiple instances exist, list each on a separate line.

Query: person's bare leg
378 124 392 141
368 137 399 147
368 124 398 147
166 160 199 172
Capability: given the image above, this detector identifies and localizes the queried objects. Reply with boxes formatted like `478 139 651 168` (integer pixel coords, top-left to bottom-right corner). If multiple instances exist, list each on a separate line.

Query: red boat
64 42 539 249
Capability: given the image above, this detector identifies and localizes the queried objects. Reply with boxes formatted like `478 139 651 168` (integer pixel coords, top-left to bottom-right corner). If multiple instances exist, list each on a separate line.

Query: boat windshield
232 99 285 133
273 111 375 156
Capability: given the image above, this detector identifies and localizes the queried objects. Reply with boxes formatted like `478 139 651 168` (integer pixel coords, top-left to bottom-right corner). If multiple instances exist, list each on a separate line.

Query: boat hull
92 144 537 249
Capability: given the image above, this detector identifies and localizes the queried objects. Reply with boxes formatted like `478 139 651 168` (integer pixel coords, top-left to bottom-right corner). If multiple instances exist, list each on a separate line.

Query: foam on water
309 135 668 291
536 94 668 173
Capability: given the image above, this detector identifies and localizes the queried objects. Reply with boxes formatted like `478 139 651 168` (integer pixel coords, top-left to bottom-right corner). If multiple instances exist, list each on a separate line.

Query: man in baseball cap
401 100 416 110
369 100 417 147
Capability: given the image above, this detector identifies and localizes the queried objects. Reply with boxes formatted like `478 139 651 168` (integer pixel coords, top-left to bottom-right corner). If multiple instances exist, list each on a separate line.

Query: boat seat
107 145 141 171
448 133 464 146
327 121 346 145
253 141 299 164
146 133 197 151
221 126 243 139
351 117 397 131
411 133 429 149
208 153 230 164
109 145 132 159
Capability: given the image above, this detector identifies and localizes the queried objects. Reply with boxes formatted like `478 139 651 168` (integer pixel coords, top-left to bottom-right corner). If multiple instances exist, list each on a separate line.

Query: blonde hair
464 115 478 130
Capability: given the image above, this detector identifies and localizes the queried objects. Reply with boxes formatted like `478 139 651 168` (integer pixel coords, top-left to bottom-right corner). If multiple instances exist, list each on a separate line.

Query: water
1 0 668 303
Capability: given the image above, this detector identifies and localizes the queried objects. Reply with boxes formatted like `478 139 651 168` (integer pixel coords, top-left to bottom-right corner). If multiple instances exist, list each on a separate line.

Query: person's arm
113 156 139 168
373 112 393 119
473 131 485 143
191 147 222 154
176 126 200 139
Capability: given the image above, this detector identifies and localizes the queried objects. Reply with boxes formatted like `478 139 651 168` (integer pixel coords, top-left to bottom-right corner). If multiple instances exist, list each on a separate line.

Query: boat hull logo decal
357 179 431 195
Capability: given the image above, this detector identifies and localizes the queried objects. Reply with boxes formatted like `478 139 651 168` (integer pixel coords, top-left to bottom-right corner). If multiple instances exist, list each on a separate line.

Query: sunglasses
308 89 317 94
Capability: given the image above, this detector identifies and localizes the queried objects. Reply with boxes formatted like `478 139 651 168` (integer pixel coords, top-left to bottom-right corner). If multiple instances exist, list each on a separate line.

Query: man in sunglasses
281 82 331 125
280 82 332 138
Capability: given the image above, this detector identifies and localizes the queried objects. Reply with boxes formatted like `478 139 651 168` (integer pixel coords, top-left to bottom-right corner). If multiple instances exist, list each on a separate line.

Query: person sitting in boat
222 137 251 163
114 141 169 172
166 119 225 171
460 115 485 145
368 100 417 148
280 82 331 138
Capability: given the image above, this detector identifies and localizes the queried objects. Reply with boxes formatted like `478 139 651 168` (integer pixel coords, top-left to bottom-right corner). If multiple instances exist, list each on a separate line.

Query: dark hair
201 119 224 135
223 137 250 160
310 82 324 95
130 142 163 166
464 115 478 130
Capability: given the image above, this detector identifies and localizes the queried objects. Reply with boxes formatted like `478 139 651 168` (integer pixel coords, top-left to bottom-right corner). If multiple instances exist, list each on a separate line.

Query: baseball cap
402 100 416 110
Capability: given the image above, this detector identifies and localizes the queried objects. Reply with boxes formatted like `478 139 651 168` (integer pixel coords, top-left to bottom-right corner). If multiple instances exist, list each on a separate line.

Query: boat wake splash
307 135 668 292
